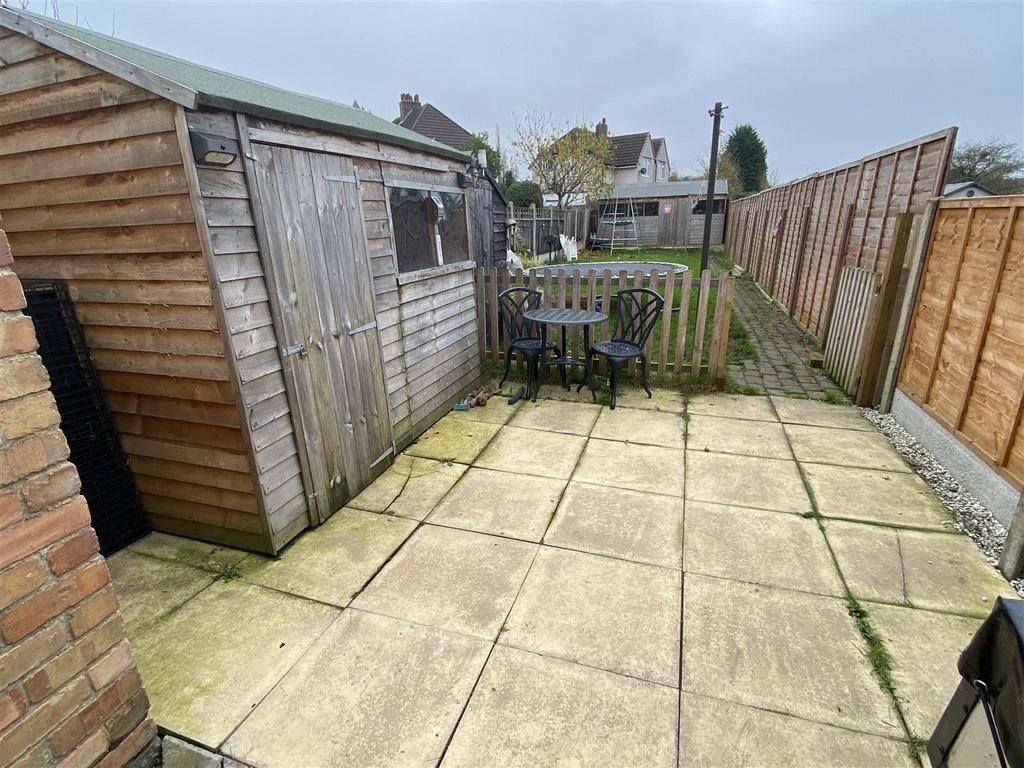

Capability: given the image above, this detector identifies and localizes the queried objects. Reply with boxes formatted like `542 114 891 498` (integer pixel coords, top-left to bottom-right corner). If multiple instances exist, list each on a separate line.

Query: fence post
999 494 1024 580
878 199 938 413
475 268 486 361
853 212 914 407
530 203 537 254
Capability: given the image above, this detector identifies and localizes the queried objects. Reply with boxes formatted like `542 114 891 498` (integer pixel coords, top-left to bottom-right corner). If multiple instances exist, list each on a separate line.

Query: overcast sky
28 0 1024 182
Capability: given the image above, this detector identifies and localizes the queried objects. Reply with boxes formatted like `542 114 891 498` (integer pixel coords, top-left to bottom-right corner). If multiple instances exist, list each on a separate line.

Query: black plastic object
929 597 1024 767
21 280 149 554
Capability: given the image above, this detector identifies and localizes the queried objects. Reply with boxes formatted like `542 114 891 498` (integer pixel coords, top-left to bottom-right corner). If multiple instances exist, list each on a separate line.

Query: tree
698 150 744 199
723 124 768 196
459 132 503 180
948 138 1024 194
506 181 543 209
513 111 613 208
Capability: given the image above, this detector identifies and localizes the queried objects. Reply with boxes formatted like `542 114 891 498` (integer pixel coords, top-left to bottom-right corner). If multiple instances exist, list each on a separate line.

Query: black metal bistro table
523 307 607 402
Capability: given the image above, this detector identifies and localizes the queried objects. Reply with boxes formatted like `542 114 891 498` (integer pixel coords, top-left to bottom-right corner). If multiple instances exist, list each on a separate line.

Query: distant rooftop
609 180 728 199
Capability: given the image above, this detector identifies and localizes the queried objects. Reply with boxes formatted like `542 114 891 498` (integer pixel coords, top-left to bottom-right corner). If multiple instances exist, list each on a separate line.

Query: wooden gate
823 266 877 393
249 143 393 524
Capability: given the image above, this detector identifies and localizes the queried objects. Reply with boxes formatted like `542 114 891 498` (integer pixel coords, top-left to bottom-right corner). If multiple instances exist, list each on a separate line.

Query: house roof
608 180 728 199
394 102 473 150
943 181 995 196
651 138 665 156
0 8 470 163
610 133 650 167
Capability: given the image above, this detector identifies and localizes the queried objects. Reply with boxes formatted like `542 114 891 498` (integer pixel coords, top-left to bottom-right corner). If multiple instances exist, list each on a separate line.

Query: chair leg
609 358 623 410
499 346 513 389
529 352 543 402
641 354 652 398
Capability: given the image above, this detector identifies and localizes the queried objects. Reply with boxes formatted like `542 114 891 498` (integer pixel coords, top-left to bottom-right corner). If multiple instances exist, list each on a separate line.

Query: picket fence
474 266 734 380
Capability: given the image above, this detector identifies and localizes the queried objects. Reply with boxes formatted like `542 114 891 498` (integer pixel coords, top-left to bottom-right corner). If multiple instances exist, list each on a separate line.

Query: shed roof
394 102 473 150
0 8 470 163
609 180 728 199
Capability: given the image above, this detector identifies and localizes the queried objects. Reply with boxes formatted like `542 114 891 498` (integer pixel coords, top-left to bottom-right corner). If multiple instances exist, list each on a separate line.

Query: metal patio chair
497 287 561 399
586 287 663 409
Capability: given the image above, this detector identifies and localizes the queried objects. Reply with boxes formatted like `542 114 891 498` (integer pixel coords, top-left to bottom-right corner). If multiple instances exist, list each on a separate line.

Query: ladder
594 197 640 254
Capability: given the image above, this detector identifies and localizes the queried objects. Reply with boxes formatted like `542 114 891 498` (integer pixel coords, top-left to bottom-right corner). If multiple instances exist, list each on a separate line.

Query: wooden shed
0 9 483 554
595 180 729 248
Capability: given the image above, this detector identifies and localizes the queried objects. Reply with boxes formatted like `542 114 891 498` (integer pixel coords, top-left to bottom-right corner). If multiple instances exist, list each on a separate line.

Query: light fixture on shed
189 131 239 167
461 148 487 186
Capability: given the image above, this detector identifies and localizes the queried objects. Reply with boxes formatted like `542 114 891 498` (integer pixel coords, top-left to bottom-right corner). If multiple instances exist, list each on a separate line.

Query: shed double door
250 143 392 524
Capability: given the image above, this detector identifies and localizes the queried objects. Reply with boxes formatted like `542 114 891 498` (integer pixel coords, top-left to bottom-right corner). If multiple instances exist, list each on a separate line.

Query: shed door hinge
348 319 377 336
280 341 307 358
324 174 357 184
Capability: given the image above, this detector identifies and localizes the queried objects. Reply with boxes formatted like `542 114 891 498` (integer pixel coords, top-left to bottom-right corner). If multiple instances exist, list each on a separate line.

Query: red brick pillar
0 223 156 767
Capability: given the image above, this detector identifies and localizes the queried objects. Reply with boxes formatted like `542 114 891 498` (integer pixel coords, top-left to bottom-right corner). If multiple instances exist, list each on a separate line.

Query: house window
693 198 725 215
640 157 652 178
656 162 667 181
389 187 469 273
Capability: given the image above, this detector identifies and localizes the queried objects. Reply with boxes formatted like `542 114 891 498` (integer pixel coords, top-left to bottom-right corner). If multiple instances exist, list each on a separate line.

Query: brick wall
0 222 157 767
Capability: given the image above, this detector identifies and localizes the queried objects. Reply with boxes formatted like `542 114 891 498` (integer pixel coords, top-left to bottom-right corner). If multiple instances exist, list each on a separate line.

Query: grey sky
33 0 1024 182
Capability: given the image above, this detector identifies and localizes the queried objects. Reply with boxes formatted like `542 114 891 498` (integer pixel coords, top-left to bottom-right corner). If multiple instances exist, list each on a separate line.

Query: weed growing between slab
219 563 241 581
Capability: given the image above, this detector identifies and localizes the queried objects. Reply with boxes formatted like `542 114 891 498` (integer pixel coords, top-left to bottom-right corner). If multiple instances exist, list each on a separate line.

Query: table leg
560 324 568 390
577 325 597 401
534 323 547 402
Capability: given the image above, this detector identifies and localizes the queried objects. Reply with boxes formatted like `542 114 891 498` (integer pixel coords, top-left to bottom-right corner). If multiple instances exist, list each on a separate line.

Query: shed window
389 187 470 273
693 198 725 215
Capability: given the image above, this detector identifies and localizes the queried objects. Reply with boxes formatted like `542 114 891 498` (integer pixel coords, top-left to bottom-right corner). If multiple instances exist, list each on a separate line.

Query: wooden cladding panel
726 129 955 340
898 197 1024 489
0 44 260 543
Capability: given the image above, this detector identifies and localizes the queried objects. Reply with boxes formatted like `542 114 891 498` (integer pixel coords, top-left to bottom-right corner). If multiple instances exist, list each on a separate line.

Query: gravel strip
863 408 1024 598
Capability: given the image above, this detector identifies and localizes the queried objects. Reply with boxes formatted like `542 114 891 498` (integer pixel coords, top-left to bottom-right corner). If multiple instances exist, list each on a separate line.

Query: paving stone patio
107 389 1018 767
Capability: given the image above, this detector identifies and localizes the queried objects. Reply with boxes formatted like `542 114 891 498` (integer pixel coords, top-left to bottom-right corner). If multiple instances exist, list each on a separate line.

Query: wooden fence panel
897 195 1024 489
725 128 956 341
475 266 733 379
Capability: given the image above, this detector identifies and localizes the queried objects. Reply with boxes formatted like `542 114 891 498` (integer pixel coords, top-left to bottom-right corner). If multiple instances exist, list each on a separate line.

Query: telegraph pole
700 102 726 273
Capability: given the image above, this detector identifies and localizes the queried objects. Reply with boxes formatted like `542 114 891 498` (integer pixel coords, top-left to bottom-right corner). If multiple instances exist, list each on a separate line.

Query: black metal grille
21 280 148 554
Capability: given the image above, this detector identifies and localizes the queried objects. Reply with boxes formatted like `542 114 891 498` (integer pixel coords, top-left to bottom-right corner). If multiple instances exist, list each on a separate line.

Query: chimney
399 93 418 120
596 118 609 140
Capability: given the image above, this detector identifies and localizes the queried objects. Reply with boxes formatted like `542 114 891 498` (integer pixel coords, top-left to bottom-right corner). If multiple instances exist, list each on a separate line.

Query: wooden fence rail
475 266 734 379
897 195 1024 490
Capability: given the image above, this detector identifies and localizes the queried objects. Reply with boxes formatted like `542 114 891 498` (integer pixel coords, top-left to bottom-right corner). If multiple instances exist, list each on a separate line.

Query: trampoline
534 261 690 277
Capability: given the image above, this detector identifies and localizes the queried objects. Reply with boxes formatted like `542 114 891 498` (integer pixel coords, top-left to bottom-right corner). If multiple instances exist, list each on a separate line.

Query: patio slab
573 438 685 496
686 413 791 459
771 396 872 431
348 455 466 520
475 425 587 480
804 464 952 530
686 451 811 514
352 525 537 640
683 501 843 596
590 407 686 449
427 466 564 542
500 547 680 686
682 574 902 738
125 530 249 572
224 609 490 767
679 693 914 768
107 549 217 639
237 508 416 606
870 603 982 738
442 645 678 768
544 482 683 569
131 580 338 749
785 423 910 472
688 393 776 422
824 520 1017 617
507 398 601 436
403 415 501 464
447 398 521 425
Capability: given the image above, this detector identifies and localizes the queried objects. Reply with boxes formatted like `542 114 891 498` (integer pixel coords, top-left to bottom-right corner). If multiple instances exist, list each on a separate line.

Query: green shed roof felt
0 8 470 163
